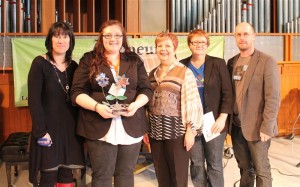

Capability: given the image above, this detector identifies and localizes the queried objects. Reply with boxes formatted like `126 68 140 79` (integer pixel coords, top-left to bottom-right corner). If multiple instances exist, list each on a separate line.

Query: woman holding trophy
71 20 153 187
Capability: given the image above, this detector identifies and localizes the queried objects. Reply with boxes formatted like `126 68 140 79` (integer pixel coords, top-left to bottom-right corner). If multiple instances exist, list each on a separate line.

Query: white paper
202 111 220 142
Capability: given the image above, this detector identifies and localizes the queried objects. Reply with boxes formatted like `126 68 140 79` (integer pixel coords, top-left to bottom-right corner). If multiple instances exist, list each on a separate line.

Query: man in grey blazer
227 22 280 187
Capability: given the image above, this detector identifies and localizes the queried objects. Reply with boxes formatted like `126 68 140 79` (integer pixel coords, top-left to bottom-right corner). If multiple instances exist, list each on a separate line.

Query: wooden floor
1 136 300 187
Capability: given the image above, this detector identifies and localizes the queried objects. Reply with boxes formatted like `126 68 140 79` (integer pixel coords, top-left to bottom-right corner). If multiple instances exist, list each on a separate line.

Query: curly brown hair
89 20 130 79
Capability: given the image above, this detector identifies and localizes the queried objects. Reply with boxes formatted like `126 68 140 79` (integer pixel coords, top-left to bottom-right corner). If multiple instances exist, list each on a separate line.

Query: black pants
150 136 190 187
86 139 142 187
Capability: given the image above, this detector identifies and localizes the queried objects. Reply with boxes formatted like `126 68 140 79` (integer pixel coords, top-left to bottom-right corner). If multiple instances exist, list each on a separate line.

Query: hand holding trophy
95 73 129 115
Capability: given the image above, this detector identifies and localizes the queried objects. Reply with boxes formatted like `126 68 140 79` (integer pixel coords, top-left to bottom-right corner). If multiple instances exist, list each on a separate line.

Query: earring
120 46 125 53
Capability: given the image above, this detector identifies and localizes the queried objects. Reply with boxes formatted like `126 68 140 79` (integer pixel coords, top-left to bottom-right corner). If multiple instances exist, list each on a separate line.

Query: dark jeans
231 125 272 187
190 132 226 187
86 139 142 187
150 136 190 187
39 167 73 187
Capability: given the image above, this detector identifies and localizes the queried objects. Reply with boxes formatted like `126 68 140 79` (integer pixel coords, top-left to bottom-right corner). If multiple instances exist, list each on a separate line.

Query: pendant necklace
52 64 70 102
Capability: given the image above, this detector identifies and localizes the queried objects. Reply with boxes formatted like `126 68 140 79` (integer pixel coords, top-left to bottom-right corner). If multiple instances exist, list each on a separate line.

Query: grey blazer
227 49 280 141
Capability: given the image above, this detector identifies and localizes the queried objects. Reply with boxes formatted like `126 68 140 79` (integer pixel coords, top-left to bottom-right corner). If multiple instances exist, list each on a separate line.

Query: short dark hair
45 21 75 63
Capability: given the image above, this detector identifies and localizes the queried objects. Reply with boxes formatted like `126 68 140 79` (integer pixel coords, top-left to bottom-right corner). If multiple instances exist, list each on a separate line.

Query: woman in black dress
28 21 84 187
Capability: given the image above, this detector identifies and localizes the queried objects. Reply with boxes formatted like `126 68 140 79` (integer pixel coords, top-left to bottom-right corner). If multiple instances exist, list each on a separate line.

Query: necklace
52 64 70 102
110 63 120 75
106 54 120 75
44 54 70 102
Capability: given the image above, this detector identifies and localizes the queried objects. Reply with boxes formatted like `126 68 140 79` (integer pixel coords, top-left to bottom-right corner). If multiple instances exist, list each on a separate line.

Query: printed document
203 111 220 142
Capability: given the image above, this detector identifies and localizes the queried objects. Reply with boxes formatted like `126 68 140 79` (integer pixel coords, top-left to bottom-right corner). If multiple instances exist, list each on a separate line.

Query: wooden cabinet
0 0 139 33
277 63 300 136
0 71 32 142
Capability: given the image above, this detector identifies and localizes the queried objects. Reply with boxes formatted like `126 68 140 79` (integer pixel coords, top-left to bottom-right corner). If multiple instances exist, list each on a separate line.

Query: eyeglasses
190 41 207 46
102 34 123 39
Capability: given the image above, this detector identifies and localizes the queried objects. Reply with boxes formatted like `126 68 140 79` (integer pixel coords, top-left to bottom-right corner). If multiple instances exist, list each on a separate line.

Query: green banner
12 36 224 107
128 36 224 72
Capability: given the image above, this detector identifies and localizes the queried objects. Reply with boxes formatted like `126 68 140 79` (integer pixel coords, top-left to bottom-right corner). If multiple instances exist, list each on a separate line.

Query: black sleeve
28 56 47 138
71 52 93 104
218 58 233 114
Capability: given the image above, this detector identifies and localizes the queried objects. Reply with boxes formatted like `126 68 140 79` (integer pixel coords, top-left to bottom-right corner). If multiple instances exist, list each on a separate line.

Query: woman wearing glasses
180 29 232 187
71 20 153 187
143 32 203 187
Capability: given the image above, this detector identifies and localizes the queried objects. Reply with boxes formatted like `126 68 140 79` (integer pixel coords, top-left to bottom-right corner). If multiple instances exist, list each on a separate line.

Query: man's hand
260 132 271 142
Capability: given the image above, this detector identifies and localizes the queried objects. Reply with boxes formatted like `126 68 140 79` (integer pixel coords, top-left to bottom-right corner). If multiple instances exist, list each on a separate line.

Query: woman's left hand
121 94 149 117
184 130 195 151
120 102 139 117
211 113 228 134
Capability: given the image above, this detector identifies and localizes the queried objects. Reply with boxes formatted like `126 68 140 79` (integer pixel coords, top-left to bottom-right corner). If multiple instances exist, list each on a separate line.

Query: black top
28 56 84 184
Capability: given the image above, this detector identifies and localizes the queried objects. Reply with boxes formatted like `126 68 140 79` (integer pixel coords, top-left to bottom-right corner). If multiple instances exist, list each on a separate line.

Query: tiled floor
1 136 300 187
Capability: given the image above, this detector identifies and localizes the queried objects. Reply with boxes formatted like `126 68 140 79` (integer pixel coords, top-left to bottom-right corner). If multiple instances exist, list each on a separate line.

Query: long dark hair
89 20 130 79
45 21 75 63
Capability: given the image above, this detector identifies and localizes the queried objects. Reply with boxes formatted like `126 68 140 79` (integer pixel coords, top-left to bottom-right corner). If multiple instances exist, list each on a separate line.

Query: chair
1 132 30 187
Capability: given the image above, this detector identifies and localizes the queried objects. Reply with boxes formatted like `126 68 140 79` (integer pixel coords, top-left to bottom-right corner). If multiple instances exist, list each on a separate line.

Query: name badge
233 75 241 80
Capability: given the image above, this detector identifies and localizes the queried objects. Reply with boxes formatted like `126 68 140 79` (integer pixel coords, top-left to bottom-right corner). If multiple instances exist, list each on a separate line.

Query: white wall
141 0 166 32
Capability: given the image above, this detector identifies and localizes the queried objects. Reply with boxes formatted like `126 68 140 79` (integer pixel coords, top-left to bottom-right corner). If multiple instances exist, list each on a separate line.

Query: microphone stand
285 113 300 140
285 113 300 167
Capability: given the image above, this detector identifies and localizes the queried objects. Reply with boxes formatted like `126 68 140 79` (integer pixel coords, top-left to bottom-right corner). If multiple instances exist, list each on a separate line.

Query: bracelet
94 102 99 112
